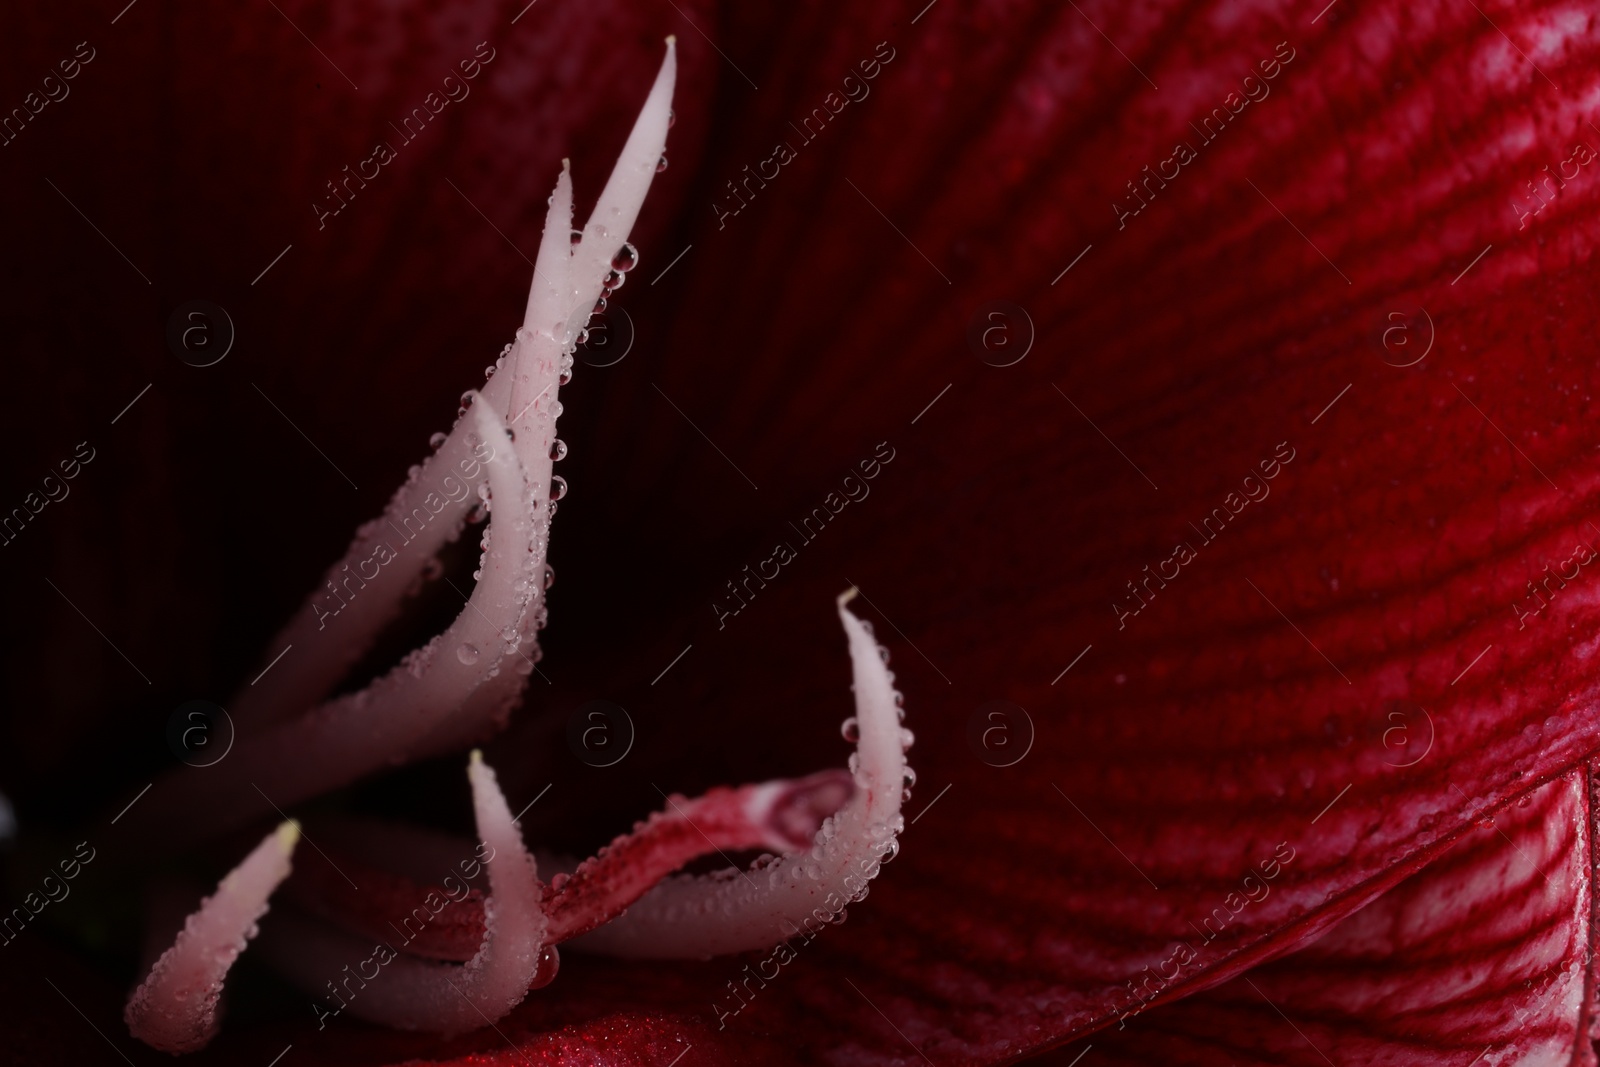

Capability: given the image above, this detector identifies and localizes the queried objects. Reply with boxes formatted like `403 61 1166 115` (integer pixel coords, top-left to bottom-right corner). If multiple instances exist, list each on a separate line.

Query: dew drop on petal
611 242 638 272
457 643 481 665
543 564 556 590
429 432 447 449
656 154 669 173
603 269 625 292
840 717 860 743
569 228 583 247
549 439 568 462
667 108 675 129
549 475 568 501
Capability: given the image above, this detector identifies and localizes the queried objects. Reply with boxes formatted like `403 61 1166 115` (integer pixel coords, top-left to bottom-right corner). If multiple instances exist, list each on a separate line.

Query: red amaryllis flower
3 0 1599 1063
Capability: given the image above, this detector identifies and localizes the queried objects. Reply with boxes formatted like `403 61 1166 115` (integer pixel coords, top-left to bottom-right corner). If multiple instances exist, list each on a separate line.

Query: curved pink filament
257 752 546 1034
125 822 299 1053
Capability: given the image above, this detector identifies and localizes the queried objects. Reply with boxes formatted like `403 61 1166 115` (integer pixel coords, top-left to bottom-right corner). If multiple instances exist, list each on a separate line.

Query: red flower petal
1083 768 1597 1064
7 0 1600 1064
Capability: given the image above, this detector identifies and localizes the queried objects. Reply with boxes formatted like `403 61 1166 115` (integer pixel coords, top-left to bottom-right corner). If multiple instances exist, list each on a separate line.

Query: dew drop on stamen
549 475 568 501
656 154 669 173
429 432 447 449
529 945 561 989
543 564 555 590
457 643 481 665
484 364 497 379
460 391 476 410
593 296 607 315
840 717 860 743
603 269 625 291
611 242 638 272
549 439 568 461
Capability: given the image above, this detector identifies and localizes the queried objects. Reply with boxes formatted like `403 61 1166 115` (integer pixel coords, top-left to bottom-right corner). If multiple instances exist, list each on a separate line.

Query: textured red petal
1078 769 1597 1064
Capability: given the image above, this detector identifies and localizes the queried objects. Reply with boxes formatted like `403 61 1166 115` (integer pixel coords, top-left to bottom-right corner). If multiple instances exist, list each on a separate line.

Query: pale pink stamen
125 822 299 1053
257 752 546 1034
572 592 912 959
135 41 679 856
277 770 854 961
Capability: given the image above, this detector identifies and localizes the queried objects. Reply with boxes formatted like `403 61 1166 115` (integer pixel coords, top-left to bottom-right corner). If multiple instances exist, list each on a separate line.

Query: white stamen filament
571 591 911 958
125 822 299 1053
228 39 676 743
135 41 679 852
258 752 547 1034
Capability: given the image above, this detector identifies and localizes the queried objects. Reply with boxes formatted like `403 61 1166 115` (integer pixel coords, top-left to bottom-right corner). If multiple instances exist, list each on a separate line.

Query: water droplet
457 643 481 665
603 269 626 291
656 154 669 173
429 431 447 448
612 242 639 272
592 296 607 315
558 370 573 386
543 565 555 590
667 108 676 128
484 364 497 378
569 228 583 247
840 717 860 743
549 439 568 461
549 475 568 501
478 482 492 503
899 727 915 748
903 767 918 790
460 390 476 410
529 945 561 989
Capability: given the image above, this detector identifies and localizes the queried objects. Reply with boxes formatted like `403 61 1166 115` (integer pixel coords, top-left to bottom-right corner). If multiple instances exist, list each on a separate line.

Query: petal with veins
258 752 546 1034
124 821 299 1053
574 590 910 959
